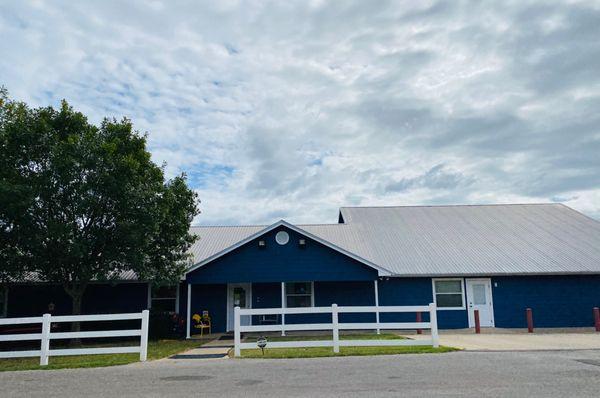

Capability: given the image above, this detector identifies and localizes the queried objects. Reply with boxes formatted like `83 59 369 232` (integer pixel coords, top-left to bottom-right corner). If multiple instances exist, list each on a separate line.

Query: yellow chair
192 311 211 337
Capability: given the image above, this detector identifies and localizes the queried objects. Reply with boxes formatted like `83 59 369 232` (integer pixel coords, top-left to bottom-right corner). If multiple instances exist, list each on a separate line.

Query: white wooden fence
0 310 149 366
234 303 438 357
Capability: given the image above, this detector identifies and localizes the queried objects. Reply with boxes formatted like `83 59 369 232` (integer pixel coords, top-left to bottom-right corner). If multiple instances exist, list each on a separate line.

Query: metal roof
188 204 600 277
187 221 391 276
18 270 140 283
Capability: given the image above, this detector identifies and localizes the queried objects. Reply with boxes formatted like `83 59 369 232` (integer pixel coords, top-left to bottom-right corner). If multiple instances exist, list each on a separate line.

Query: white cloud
1 0 600 224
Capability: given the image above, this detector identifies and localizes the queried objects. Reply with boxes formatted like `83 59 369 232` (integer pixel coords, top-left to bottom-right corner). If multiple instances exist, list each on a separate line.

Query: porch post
146 282 152 310
175 283 180 314
186 283 191 339
281 282 286 336
374 279 380 335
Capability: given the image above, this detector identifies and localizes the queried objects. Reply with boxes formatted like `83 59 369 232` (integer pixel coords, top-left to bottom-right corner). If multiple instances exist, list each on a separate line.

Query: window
285 282 314 308
0 287 7 318
433 279 465 310
151 285 178 313
275 231 290 245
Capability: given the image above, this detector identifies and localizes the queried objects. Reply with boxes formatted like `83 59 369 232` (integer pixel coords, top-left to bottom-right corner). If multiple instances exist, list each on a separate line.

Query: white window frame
285 281 315 308
0 286 7 318
149 284 178 313
432 278 465 310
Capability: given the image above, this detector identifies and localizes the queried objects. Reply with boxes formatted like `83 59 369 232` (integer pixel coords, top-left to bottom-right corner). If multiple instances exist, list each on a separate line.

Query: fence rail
234 303 438 356
0 310 149 366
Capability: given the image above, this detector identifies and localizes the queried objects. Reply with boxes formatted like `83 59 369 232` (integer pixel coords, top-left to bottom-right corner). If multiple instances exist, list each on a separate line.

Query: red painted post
416 311 422 334
526 308 534 333
594 307 600 332
474 309 481 334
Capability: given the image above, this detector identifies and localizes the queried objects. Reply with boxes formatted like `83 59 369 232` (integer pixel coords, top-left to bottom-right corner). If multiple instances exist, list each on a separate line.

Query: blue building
3 204 600 336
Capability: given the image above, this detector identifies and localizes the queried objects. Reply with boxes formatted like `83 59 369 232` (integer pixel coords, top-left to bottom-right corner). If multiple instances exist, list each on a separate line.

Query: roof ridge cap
340 203 561 209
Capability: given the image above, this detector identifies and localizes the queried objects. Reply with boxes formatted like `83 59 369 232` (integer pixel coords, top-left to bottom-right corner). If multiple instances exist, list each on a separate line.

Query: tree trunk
64 284 86 347
71 293 83 346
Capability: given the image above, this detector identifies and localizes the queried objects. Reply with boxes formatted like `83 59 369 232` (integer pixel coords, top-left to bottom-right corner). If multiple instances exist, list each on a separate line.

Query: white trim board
184 220 392 277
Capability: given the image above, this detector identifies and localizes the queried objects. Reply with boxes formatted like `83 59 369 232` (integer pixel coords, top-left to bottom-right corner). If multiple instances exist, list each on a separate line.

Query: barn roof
188 204 600 277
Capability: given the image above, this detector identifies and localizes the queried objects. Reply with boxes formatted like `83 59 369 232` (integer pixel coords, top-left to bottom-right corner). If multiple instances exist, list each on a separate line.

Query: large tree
0 89 199 329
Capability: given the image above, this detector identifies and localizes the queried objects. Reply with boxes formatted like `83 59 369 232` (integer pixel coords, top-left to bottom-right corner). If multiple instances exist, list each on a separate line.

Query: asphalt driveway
3 350 600 397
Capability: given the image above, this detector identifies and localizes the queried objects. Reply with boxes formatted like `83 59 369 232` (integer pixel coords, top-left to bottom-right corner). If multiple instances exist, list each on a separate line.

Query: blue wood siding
250 281 377 325
186 226 378 284
491 275 600 328
7 283 149 317
190 284 227 334
378 278 469 328
252 282 281 325
315 281 376 323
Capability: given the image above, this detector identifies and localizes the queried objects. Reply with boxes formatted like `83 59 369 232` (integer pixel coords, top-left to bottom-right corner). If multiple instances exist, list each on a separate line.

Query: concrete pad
168 347 230 360
169 336 232 360
407 332 600 351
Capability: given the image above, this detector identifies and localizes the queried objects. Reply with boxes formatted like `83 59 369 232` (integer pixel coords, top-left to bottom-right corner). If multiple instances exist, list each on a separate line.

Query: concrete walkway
170 335 232 360
408 331 600 351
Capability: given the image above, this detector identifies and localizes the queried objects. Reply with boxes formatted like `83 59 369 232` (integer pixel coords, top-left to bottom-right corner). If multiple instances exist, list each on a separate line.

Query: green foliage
0 90 199 305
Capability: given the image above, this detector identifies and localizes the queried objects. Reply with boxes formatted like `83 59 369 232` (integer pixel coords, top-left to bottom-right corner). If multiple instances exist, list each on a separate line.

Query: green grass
244 333 405 342
0 339 204 372
236 345 458 359
237 333 458 358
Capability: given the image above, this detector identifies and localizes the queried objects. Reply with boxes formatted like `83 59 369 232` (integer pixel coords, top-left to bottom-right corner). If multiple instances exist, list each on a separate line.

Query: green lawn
0 339 203 372
236 345 457 359
244 332 405 342
237 333 458 358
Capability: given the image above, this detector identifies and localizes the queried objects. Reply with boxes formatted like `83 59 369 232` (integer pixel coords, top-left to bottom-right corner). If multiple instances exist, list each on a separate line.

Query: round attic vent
275 231 290 245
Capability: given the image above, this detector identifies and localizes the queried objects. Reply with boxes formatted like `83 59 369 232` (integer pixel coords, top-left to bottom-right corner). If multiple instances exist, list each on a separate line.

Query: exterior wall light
258 240 266 248
298 238 306 247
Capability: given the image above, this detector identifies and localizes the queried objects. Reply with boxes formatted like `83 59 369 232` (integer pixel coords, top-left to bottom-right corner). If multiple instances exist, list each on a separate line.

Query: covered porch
184 280 383 336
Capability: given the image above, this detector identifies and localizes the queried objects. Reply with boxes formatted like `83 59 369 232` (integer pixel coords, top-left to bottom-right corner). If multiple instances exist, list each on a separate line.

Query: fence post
594 307 600 332
474 309 481 334
374 280 380 335
40 313 51 366
332 304 339 354
429 303 439 348
140 310 149 361
281 282 286 337
416 312 422 334
234 306 241 357
526 308 534 333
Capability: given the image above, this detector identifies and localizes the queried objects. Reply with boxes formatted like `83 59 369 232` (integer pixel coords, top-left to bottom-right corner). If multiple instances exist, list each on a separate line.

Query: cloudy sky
2 1 600 225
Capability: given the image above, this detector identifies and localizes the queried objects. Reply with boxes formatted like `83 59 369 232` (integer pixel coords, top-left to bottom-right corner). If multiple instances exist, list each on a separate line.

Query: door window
472 284 487 305
233 287 246 307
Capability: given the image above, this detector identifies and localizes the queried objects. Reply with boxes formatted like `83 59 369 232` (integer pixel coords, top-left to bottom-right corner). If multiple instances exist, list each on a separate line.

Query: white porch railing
234 303 438 357
0 310 149 366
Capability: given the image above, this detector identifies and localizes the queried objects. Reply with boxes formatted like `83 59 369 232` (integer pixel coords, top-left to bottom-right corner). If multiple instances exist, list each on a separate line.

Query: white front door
466 278 494 327
227 283 252 332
